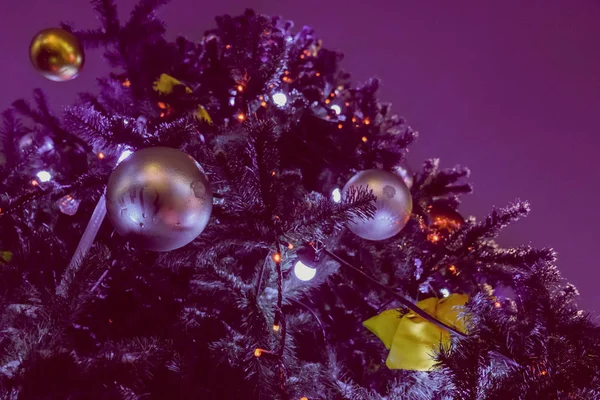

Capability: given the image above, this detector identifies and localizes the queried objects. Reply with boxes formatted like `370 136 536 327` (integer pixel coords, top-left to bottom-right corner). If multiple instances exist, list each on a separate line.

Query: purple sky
1 1 599 311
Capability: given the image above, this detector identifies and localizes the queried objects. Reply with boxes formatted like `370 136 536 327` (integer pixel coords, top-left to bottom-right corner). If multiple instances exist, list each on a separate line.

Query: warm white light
294 260 317 281
117 150 133 164
36 170 51 182
440 288 450 298
331 105 341 115
332 188 342 203
272 92 287 107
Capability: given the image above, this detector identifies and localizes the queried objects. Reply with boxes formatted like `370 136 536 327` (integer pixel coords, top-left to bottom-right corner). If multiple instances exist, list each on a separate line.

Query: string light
272 92 287 107
364 117 371 125
494 301 502 308
271 170 276 176
325 99 331 104
448 265 457 274
272 324 280 332
237 113 246 122
36 170 51 182
254 348 274 357
117 149 133 164
352 117 357 123
337 123 343 129
300 397 308 400
287 243 294 250
31 180 39 187
427 233 440 243
345 102 350 106
122 79 131 87
157 102 167 109
361 136 368 143
225 44 231 49
97 152 105 160
315 72 321 77
294 260 317 282
332 188 342 203
440 288 450 298
237 85 243 92
272 253 281 263
261 101 267 107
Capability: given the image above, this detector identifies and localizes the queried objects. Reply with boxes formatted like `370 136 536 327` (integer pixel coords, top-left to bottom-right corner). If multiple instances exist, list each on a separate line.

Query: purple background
1 1 599 311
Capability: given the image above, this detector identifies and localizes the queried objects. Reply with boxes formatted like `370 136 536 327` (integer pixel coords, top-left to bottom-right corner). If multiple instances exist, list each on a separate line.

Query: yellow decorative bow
364 293 468 371
0 251 13 264
152 73 212 123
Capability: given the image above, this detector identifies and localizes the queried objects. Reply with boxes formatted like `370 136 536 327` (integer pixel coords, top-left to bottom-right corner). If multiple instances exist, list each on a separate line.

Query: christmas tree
1 1 599 399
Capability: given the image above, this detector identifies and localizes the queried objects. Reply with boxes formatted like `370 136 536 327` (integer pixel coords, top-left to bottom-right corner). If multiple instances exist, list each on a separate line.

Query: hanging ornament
55 194 81 216
364 294 468 371
105 147 213 252
29 28 84 82
394 164 414 189
342 169 412 241
426 203 464 243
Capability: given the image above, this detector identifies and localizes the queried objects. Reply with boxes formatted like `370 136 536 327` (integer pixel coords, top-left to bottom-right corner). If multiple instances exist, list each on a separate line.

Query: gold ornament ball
29 28 84 82
343 169 412 241
106 147 213 252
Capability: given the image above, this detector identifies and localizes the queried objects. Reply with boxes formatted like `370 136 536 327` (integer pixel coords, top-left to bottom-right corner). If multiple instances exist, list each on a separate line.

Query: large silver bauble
106 147 212 252
343 169 412 241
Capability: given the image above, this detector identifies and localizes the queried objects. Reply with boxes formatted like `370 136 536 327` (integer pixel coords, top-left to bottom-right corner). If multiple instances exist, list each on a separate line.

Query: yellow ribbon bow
0 251 13 264
152 73 212 123
364 293 468 371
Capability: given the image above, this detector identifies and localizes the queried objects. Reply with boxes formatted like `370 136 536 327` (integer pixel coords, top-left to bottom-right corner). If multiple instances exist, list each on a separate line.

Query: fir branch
91 0 120 39
462 200 531 248
288 186 376 241
0 109 24 168
478 245 557 267
127 0 169 33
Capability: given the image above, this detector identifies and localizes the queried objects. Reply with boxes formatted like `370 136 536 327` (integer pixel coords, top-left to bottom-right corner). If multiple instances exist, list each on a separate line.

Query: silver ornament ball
106 147 212 251
343 169 412 241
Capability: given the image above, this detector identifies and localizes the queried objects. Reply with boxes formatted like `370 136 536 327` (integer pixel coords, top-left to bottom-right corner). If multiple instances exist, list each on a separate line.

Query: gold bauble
29 28 84 81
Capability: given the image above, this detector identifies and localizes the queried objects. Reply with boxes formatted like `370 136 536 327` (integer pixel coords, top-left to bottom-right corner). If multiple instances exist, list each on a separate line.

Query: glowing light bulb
331 105 341 115
117 150 133 164
440 288 450 298
272 92 287 107
332 188 342 203
294 260 317 281
36 170 51 182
